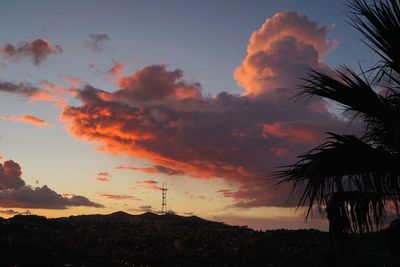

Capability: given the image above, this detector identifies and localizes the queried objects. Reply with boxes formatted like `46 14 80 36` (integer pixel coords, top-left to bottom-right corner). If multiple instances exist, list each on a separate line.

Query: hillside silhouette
0 212 398 267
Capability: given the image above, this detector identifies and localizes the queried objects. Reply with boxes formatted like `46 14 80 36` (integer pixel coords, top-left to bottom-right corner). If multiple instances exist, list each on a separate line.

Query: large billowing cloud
61 12 346 207
0 39 62 65
234 11 336 98
0 159 102 209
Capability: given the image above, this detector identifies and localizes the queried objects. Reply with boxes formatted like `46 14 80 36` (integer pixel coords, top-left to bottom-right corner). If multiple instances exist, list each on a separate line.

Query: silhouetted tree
276 0 400 234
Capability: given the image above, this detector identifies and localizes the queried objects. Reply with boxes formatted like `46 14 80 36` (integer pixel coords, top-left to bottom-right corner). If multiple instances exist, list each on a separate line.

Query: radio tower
161 182 168 215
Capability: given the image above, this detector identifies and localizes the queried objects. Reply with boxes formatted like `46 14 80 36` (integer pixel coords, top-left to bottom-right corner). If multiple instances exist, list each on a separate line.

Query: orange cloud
234 11 336 98
0 39 62 65
106 62 125 78
0 114 53 127
64 75 85 86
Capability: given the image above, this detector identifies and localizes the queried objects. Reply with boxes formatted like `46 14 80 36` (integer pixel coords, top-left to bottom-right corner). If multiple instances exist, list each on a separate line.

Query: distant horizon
0 209 329 232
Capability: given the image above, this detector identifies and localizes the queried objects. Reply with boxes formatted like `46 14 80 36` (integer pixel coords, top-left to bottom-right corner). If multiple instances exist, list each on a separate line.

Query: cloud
0 114 53 127
261 122 324 144
96 177 110 182
106 61 125 78
132 180 162 191
0 81 49 100
129 205 153 212
185 191 211 201
0 80 71 104
112 64 202 104
0 159 102 209
0 39 62 65
98 193 141 201
64 76 85 86
234 11 336 98
60 12 346 208
115 164 184 176
87 33 110 52
96 171 111 182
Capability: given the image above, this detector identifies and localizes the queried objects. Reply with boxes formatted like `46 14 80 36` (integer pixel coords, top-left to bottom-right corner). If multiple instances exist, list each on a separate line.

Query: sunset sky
0 0 376 230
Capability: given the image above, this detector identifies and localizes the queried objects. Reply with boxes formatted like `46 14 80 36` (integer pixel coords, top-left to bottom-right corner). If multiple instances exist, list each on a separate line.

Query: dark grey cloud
0 160 103 209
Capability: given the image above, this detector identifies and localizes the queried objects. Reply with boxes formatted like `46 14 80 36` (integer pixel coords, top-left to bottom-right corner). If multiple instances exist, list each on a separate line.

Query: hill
0 212 398 266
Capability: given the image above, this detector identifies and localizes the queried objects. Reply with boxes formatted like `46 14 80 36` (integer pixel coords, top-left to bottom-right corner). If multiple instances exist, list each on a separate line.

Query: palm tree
276 0 400 234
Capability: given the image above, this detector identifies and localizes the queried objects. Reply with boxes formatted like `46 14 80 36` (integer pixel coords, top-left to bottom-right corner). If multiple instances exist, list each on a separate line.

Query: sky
0 0 376 230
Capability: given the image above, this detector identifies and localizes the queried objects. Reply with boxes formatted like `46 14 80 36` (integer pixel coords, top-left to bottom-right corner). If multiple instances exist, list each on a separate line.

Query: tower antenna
161 182 168 215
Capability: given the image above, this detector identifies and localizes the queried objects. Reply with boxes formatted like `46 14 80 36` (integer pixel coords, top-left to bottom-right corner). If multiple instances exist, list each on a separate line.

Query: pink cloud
64 76 85 86
0 114 53 127
98 193 141 201
261 122 324 144
234 12 336 98
132 180 162 191
0 39 62 65
106 62 125 78
114 65 202 103
96 171 111 182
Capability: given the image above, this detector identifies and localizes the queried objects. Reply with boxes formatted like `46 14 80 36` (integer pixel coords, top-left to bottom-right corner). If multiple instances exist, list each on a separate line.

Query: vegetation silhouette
275 0 400 235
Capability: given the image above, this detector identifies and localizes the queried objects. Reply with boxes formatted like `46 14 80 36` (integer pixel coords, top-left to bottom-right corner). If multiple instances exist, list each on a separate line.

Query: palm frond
275 133 400 232
297 68 391 120
326 191 386 233
348 0 400 76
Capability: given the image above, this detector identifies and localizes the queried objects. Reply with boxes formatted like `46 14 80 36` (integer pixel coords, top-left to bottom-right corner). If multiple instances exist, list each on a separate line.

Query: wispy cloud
0 114 53 127
115 165 183 176
98 193 141 201
96 171 111 182
86 33 110 52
